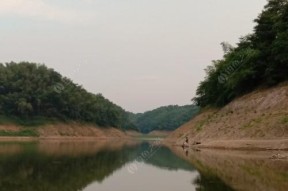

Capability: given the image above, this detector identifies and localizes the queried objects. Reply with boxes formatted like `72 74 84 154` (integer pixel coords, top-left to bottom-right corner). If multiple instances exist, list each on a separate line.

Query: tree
193 0 288 107
0 62 134 129
129 105 200 133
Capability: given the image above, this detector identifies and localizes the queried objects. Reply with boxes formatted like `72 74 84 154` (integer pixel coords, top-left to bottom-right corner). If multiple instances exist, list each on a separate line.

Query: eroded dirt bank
166 83 288 150
0 123 127 141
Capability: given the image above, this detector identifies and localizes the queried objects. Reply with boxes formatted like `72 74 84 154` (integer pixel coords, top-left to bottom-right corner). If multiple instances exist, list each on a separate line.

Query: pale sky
0 0 267 113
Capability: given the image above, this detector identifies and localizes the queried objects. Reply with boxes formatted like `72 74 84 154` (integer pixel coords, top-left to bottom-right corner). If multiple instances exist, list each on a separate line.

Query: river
0 140 287 191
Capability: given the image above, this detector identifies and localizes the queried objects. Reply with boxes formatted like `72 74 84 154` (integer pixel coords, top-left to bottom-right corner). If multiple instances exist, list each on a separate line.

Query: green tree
0 62 134 129
193 0 288 107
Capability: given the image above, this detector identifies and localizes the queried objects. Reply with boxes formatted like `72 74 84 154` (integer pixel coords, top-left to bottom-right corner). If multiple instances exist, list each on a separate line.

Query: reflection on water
0 140 286 191
168 146 288 191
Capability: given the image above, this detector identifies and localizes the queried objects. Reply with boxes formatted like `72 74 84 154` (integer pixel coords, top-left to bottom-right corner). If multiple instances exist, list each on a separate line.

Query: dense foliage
0 62 135 129
130 105 200 133
193 0 288 107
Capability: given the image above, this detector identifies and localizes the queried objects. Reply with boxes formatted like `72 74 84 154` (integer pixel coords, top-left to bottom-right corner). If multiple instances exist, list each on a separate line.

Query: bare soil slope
0 123 127 140
166 83 288 149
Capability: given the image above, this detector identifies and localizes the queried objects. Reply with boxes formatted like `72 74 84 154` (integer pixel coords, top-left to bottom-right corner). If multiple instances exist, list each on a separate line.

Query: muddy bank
169 139 288 151
0 123 127 140
166 83 288 150
190 139 288 151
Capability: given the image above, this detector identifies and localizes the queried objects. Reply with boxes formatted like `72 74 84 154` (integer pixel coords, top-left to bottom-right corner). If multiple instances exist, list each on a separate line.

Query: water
0 140 287 191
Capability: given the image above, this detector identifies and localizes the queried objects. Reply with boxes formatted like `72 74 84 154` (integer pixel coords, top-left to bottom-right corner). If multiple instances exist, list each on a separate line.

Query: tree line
129 105 200 133
193 0 288 107
0 62 198 132
0 62 135 130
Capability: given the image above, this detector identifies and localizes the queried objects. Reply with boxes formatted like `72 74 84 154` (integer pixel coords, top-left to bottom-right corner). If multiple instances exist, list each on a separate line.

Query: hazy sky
0 0 267 113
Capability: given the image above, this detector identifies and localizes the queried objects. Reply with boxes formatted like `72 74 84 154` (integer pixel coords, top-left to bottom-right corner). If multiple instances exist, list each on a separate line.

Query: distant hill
0 62 136 130
129 105 200 133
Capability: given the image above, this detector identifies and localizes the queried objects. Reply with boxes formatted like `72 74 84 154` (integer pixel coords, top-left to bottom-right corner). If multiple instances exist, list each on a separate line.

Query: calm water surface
0 140 287 191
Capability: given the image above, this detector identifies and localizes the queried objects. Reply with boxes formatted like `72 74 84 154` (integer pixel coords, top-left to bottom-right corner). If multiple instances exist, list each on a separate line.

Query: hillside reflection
0 140 199 191
168 145 288 191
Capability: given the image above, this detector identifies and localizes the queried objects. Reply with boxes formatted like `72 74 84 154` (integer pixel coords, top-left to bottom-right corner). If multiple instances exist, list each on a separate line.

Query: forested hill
129 105 200 133
0 62 135 130
193 0 288 108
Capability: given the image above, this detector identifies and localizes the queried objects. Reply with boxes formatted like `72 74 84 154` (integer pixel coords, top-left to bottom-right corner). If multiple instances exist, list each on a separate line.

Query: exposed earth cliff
166 83 288 150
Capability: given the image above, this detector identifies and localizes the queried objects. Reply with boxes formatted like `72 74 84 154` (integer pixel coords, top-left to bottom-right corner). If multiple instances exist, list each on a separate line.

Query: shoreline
0 136 126 142
2 136 288 152
165 83 288 151
0 123 129 140
166 138 288 151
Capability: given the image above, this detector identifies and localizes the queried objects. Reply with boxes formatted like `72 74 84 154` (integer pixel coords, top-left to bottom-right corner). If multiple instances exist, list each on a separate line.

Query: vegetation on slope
193 0 288 107
0 62 136 130
129 105 200 133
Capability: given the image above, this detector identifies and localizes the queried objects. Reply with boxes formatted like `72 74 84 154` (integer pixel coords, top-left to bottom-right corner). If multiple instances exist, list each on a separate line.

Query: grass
196 120 206 131
0 115 61 127
281 116 288 124
195 114 216 132
0 115 59 137
241 122 253 129
241 117 263 129
0 129 39 137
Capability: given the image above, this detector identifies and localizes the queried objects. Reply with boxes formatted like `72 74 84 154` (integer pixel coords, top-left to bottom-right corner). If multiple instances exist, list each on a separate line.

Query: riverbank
0 124 172 142
169 139 288 151
0 123 127 141
165 82 288 151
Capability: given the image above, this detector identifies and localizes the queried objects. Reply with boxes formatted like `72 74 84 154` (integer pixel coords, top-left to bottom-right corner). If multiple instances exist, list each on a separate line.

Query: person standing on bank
182 136 189 148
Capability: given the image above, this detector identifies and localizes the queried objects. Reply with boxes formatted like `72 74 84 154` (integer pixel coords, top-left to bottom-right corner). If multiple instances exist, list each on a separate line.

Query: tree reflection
0 143 134 191
0 142 197 191
193 174 234 191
